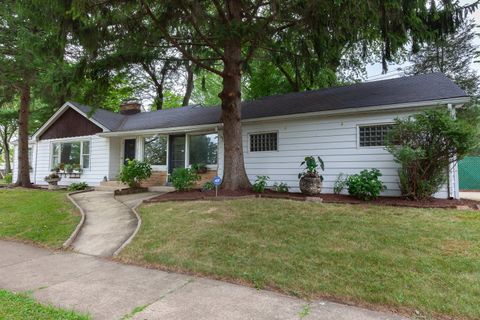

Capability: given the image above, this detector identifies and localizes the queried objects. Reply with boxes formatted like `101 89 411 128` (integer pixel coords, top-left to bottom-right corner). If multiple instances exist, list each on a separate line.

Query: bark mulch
144 189 480 210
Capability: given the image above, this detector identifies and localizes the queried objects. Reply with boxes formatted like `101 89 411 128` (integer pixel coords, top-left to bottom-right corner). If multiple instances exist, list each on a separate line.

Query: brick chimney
120 98 142 115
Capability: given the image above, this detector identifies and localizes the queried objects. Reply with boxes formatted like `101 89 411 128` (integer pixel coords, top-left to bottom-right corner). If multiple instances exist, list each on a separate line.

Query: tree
406 19 479 95
0 1 77 187
135 1 479 190
0 107 17 174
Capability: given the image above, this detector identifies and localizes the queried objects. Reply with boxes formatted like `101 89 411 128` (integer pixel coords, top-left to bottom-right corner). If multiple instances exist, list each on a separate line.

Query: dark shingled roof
70 73 467 132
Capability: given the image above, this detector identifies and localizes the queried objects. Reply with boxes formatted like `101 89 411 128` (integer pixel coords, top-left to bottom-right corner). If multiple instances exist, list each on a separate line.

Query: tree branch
140 0 224 77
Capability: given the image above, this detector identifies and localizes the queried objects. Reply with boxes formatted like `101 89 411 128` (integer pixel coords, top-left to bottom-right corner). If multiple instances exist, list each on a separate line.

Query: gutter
98 123 223 137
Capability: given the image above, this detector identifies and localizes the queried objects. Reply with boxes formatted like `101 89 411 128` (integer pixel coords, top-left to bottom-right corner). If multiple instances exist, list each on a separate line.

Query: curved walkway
70 191 138 256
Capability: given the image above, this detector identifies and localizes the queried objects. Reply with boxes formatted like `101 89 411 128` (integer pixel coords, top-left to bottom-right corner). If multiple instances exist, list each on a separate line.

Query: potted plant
64 164 74 173
44 173 61 190
298 156 324 195
191 163 208 174
52 165 60 173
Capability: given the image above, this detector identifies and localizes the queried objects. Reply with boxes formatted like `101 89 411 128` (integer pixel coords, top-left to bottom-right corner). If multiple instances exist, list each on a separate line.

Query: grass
0 188 80 247
0 290 89 320
119 199 480 319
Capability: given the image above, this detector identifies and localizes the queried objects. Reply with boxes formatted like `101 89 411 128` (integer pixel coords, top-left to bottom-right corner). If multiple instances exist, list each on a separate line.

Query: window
51 141 90 169
144 135 167 165
359 124 393 147
250 132 278 152
189 133 218 165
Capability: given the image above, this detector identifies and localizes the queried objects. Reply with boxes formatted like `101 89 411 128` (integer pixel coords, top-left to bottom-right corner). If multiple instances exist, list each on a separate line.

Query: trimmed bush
346 169 386 201
171 168 200 191
119 160 152 188
387 108 477 199
67 182 89 192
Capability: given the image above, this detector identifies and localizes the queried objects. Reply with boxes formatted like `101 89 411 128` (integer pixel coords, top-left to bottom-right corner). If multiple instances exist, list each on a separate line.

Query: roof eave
241 96 471 124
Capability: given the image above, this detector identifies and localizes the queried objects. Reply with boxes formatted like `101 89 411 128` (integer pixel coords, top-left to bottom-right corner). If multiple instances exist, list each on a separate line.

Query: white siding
233 109 450 198
32 135 110 187
109 137 121 180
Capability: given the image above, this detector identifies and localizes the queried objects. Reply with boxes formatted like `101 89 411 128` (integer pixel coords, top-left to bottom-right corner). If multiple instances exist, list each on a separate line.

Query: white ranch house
13 73 469 198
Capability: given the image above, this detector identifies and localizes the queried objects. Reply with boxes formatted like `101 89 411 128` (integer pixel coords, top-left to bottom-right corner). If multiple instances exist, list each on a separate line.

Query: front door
124 139 136 164
169 135 185 173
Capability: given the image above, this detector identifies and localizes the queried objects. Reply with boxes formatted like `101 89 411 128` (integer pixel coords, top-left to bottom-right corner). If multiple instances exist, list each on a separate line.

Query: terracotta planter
299 176 322 195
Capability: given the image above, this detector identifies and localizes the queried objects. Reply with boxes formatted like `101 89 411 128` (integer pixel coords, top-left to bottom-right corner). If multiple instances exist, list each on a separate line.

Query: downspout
34 140 39 184
447 104 458 199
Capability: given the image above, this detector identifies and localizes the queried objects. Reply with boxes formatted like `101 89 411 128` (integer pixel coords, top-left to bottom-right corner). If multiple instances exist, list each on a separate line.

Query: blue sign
212 176 222 186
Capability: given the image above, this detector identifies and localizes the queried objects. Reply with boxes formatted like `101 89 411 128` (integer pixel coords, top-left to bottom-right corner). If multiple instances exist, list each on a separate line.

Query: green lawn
0 290 89 320
0 188 80 247
119 199 480 319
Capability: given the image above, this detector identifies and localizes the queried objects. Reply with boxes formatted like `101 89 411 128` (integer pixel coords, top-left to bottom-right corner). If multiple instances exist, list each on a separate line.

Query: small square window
359 124 393 147
250 132 278 152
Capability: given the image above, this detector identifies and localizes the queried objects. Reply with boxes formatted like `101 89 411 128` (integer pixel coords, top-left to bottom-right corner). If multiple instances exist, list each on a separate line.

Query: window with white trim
144 135 167 165
250 132 278 152
359 124 393 147
51 141 90 169
189 133 218 165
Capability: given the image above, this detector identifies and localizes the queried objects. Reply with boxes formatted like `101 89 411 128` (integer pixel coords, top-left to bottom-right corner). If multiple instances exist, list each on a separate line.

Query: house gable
39 107 103 140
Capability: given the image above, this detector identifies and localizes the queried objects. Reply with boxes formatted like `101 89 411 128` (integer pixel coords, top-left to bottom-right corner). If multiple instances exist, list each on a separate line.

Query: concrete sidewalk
0 241 407 320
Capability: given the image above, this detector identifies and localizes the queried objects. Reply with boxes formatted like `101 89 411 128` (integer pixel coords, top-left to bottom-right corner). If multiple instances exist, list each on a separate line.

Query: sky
366 0 480 81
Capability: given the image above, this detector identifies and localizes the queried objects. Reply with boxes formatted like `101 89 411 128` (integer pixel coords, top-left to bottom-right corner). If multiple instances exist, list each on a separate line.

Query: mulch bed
144 189 480 210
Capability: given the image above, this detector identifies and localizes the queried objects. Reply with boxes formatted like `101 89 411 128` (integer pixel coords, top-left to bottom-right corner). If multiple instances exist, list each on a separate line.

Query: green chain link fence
459 156 480 190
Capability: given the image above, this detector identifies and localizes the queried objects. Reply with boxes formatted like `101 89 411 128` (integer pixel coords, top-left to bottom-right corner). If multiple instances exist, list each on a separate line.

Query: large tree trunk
219 39 251 191
182 62 194 106
2 136 11 174
15 84 32 187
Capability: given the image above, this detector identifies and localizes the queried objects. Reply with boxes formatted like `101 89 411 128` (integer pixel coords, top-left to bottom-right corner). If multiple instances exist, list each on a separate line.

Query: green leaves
346 169 386 201
119 159 153 188
386 108 478 199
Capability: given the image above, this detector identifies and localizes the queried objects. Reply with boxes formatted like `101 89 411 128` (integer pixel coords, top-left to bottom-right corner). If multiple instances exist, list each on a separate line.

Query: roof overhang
98 123 223 137
31 102 110 141
241 97 471 124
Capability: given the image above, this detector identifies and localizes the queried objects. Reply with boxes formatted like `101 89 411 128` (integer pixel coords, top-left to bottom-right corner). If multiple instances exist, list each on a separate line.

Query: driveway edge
62 189 93 248
112 201 142 256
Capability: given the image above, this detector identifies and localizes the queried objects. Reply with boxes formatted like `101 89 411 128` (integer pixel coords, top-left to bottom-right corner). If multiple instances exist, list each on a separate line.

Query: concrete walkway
70 191 137 256
70 191 161 257
0 241 407 320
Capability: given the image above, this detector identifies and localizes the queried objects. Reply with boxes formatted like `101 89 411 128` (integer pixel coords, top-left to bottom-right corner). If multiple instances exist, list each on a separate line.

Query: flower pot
299 176 322 195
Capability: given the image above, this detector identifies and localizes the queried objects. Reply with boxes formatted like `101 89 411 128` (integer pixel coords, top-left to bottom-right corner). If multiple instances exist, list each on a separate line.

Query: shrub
252 175 269 193
346 169 386 200
119 159 152 188
298 156 324 180
202 181 215 191
386 108 477 199
68 182 89 191
273 182 289 193
171 168 200 191
191 163 207 173
333 173 348 195
4 173 12 184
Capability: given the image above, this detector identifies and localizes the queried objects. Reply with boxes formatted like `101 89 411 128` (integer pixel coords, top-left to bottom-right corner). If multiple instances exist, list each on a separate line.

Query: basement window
358 124 394 147
250 132 278 152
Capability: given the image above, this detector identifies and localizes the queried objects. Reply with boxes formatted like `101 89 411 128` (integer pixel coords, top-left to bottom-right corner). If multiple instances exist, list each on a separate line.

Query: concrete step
148 186 175 192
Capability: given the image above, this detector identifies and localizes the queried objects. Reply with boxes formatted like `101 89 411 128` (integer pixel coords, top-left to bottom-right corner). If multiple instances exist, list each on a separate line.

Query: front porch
103 127 222 188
